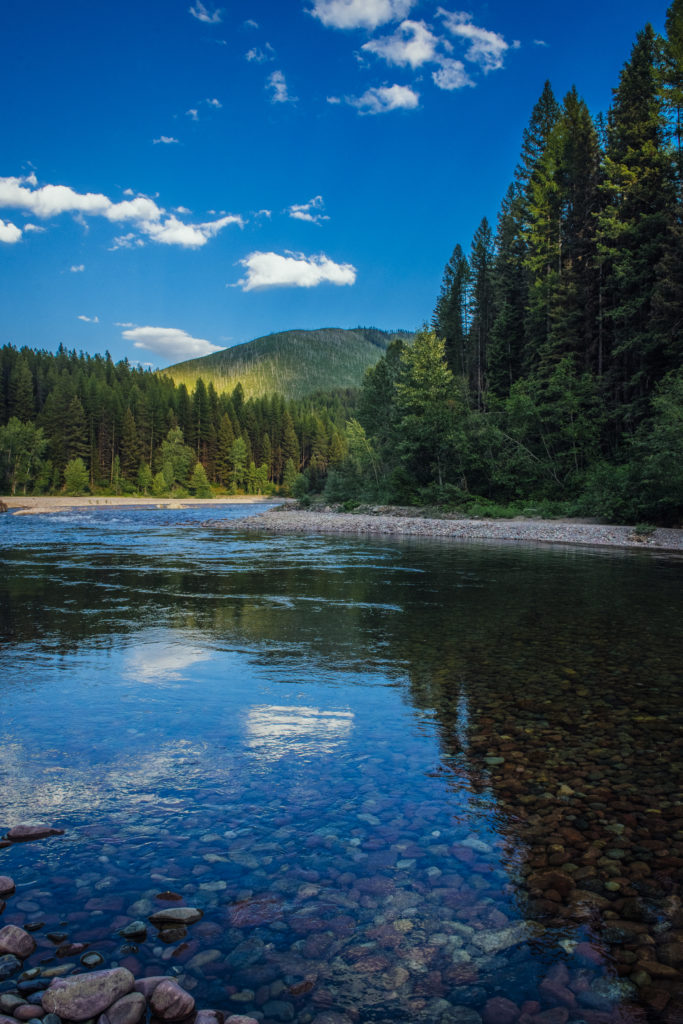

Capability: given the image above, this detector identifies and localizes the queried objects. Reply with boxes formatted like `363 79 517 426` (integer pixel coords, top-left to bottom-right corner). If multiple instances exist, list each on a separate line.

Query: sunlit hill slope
164 327 410 400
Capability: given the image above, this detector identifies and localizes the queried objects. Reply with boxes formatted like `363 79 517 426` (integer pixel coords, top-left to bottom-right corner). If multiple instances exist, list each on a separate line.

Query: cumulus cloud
438 9 509 72
70 264 85 272
77 314 99 323
347 83 419 114
0 219 22 243
189 1 222 23
310 0 416 30
153 135 180 144
287 195 329 224
246 44 275 62
432 57 473 89
268 70 296 103
362 19 440 68
206 97 222 108
0 174 244 250
235 251 356 291
186 108 199 120
122 326 223 362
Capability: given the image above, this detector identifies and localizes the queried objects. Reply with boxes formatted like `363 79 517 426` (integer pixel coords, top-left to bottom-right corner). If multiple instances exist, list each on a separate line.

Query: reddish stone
0 925 36 958
149 980 195 1021
532 1010 569 1024
134 977 172 999
482 996 520 1024
539 964 576 1008
98 992 147 1024
14 1006 45 1020
0 878 15 897
42 968 135 1022
227 897 283 928
575 941 606 966
5 824 64 842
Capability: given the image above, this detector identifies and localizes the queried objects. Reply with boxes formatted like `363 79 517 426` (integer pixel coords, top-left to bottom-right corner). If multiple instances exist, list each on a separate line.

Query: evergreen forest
1 4 682 523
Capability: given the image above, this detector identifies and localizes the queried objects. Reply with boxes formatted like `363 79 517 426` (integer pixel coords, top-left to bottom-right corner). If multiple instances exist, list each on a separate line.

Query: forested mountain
0 344 356 496
166 327 408 400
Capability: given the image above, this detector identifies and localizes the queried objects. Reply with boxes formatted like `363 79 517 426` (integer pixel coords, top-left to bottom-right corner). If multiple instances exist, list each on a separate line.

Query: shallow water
0 505 682 1024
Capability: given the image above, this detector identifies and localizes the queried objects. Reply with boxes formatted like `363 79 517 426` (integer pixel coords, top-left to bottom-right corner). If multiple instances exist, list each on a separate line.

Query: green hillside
164 327 410 399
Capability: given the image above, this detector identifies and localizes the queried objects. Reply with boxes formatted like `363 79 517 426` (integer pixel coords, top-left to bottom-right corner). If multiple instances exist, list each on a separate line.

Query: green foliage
165 328 411 401
137 462 153 495
152 470 168 497
0 418 47 495
63 457 89 495
189 462 213 498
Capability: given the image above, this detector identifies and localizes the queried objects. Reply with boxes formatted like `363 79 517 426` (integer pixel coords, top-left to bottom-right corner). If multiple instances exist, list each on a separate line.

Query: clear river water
0 504 682 1024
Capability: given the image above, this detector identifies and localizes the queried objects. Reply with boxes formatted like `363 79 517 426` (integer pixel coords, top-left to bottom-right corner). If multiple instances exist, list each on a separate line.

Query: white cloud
0 174 244 250
206 97 222 108
432 57 473 89
122 326 223 362
327 95 342 104
0 219 22 243
186 108 199 120
438 9 509 72
362 19 440 68
310 0 416 30
235 250 356 291
153 135 180 144
24 223 46 233
77 314 99 323
347 83 419 114
189 1 222 23
70 264 85 272
244 19 259 29
246 44 275 63
267 70 296 104
533 39 548 47
287 195 329 224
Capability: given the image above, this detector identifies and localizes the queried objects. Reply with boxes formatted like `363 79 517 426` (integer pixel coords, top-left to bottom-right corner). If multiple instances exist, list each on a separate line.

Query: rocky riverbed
205 506 683 553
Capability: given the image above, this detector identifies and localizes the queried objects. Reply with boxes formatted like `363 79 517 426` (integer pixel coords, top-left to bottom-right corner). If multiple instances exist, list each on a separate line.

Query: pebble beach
209 506 683 554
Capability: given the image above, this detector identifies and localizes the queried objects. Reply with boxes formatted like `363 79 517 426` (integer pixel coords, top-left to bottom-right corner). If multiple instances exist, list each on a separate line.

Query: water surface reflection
0 506 681 1024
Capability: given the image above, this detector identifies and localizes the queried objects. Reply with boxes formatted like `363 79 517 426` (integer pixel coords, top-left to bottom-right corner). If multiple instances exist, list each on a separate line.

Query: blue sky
0 0 670 367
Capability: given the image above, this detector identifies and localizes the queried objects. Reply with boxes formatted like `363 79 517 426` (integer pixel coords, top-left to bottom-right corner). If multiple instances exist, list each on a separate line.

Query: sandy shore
210 505 683 553
1 495 278 516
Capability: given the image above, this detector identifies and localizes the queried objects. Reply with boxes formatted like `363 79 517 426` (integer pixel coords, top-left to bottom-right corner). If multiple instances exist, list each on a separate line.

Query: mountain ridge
164 326 412 400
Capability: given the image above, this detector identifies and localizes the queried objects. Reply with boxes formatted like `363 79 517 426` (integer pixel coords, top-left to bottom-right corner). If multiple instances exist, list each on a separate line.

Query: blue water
1 505 681 1024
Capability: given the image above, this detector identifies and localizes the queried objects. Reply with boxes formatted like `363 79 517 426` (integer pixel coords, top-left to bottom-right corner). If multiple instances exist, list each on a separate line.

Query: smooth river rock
5 824 64 843
97 991 147 1024
0 877 15 897
149 979 195 1021
0 926 36 959
42 967 135 1021
149 907 203 926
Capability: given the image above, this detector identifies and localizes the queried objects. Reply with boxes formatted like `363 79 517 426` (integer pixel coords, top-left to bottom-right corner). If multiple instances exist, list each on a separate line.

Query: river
0 504 681 1024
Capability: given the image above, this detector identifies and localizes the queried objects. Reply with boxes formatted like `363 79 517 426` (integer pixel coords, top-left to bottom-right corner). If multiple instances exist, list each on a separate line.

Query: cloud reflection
245 705 354 759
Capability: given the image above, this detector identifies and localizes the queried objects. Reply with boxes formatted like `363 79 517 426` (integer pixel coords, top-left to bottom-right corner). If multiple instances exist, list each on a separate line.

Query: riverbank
0 495 279 516
211 505 683 553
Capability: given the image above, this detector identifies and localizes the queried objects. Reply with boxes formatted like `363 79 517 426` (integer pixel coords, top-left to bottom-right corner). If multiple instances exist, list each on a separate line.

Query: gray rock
470 922 532 955
148 908 202 927
0 954 22 981
5 825 64 843
0 995 26 1013
133 977 171 999
42 968 135 1022
97 992 146 1024
118 923 147 941
0 878 15 897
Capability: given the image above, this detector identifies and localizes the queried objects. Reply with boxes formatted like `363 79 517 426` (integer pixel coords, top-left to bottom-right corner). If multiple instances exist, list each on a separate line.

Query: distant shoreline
1 495 279 516
209 506 683 554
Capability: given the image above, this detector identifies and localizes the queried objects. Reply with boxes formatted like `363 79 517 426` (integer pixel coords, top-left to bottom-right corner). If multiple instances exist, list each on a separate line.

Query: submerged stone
42 967 135 1021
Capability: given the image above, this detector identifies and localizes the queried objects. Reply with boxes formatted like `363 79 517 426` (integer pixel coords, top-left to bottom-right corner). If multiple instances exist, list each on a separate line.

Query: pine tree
432 245 470 376
468 218 495 408
488 184 527 396
120 407 140 479
8 357 35 422
597 25 677 433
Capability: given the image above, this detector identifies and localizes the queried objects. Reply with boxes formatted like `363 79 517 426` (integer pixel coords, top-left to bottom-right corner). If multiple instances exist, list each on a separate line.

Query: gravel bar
206 506 683 553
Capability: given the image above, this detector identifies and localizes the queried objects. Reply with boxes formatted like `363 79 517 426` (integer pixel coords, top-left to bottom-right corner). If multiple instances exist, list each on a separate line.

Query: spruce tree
432 245 470 376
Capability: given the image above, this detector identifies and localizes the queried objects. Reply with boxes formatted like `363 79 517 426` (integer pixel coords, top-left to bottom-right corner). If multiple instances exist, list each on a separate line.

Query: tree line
314 7 682 524
0 344 353 496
